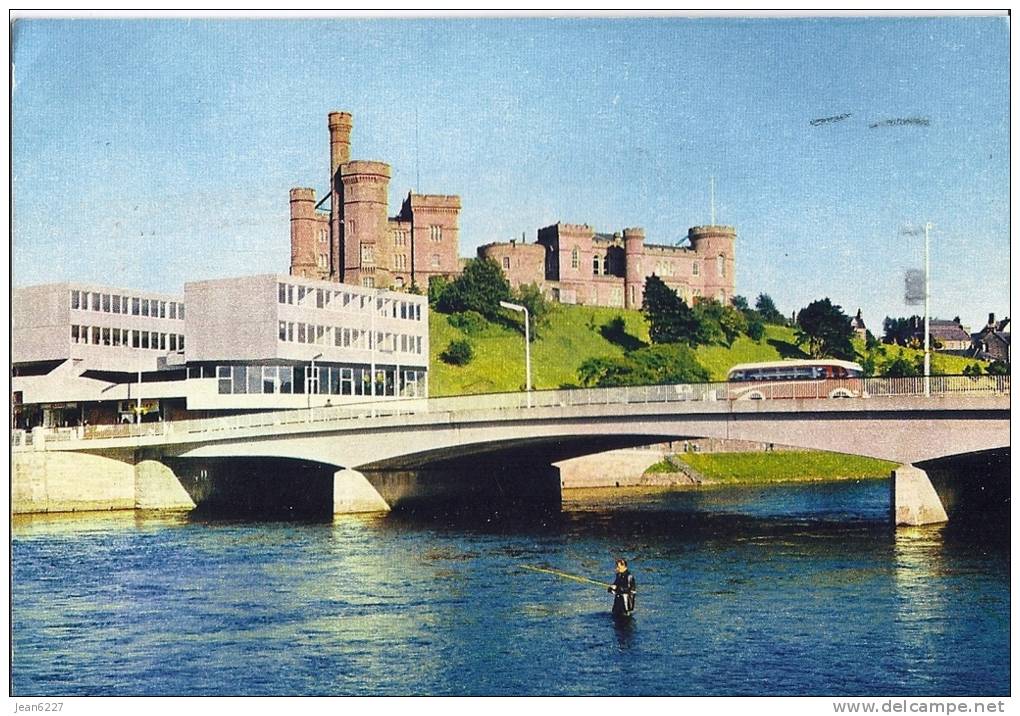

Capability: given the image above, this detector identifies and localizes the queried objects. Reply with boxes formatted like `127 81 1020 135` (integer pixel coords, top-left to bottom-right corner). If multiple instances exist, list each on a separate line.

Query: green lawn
428 303 989 396
654 451 897 484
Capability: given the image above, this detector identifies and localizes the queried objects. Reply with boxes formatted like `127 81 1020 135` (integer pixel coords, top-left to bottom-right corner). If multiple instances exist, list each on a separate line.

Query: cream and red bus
726 359 865 400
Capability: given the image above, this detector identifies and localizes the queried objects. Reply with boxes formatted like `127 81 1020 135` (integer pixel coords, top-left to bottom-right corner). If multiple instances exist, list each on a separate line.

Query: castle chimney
988 312 996 327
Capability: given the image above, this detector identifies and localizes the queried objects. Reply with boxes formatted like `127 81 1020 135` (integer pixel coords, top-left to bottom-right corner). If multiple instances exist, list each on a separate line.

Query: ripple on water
11 480 1010 696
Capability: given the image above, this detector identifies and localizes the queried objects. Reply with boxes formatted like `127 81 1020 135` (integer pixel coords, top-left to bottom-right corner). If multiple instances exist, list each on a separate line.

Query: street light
902 222 933 396
307 352 323 411
499 301 532 398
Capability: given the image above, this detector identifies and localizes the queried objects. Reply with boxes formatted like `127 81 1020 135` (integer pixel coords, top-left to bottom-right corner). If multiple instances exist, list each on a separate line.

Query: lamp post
307 352 323 412
499 301 531 402
923 221 932 396
902 222 933 396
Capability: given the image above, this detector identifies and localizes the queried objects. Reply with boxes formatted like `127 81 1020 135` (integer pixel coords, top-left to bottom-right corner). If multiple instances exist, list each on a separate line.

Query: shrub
440 339 474 366
746 316 766 342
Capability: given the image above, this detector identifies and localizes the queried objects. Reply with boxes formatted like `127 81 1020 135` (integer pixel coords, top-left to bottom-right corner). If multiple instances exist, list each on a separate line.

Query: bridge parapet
16 374 1010 453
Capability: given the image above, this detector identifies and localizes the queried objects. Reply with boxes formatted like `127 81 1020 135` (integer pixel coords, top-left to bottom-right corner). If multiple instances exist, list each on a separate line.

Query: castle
290 111 736 309
289 111 462 290
478 223 736 310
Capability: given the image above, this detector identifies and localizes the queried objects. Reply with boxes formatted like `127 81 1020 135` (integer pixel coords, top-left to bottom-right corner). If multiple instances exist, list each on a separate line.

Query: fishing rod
520 564 607 587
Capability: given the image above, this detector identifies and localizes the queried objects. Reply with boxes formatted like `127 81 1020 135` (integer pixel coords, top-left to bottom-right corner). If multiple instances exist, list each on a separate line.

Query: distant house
972 313 1011 363
849 308 867 339
901 316 972 354
927 319 973 353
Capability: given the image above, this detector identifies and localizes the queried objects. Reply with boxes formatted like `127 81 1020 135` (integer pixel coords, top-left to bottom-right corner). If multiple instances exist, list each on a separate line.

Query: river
11 479 1009 696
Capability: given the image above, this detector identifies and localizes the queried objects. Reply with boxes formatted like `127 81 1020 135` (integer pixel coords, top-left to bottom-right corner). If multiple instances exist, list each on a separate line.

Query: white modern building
12 275 429 428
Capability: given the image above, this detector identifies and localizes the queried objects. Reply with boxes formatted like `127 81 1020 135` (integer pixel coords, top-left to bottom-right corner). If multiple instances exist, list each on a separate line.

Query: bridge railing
31 373 1009 443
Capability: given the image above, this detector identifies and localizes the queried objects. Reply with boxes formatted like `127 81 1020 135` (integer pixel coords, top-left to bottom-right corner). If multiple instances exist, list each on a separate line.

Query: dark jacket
609 570 636 616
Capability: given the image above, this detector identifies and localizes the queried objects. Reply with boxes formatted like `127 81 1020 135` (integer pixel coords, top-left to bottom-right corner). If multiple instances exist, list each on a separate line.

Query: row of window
563 249 727 278
71 325 185 351
278 321 424 355
215 364 426 398
277 282 423 321
70 290 184 320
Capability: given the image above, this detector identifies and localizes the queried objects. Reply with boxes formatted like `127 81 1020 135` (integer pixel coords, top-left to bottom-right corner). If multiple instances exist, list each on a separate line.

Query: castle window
692 262 699 276
362 277 375 288
319 228 328 243
571 247 579 269
593 255 601 275
361 245 374 266
70 290 80 310
431 254 440 268
717 255 725 278
318 253 328 269
430 225 442 242
395 254 407 270
503 256 511 269
394 230 407 247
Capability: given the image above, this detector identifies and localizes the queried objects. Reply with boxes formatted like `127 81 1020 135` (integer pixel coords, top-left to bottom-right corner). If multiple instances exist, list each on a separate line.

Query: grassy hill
428 304 986 397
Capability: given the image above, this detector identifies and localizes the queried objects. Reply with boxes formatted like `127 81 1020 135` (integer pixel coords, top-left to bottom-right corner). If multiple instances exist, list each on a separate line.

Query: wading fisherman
608 558 636 618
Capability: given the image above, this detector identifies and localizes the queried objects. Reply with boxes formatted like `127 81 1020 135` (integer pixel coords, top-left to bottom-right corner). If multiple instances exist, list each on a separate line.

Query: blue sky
12 16 1009 331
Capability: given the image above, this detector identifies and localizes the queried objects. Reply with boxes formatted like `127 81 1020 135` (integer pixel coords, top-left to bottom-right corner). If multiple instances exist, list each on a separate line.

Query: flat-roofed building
184 274 428 411
12 275 429 429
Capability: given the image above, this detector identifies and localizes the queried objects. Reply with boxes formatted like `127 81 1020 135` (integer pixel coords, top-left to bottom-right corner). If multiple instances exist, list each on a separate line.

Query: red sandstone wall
408 194 461 285
290 188 331 280
477 242 546 289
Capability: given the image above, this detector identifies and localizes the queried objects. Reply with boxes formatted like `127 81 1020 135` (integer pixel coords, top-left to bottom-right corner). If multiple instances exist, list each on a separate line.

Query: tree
881 354 919 377
746 315 765 342
987 360 1009 375
628 343 709 384
435 258 512 319
730 295 750 313
962 363 984 377
692 298 747 347
576 356 635 388
795 298 855 360
576 344 708 388
755 293 785 325
642 275 699 345
428 275 449 307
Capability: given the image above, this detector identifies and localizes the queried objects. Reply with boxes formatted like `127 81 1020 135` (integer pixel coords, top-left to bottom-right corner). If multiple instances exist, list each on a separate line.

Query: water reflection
11 480 1009 696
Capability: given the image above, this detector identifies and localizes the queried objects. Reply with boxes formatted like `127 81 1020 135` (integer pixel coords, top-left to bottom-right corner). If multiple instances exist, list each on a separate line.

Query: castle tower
341 160 392 287
328 112 353 282
328 111 353 178
623 227 645 309
290 187 323 279
687 225 737 304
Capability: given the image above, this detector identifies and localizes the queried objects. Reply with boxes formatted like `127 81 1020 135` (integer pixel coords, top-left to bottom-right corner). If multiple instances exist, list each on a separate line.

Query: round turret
290 188 323 278
340 161 392 275
623 227 646 309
